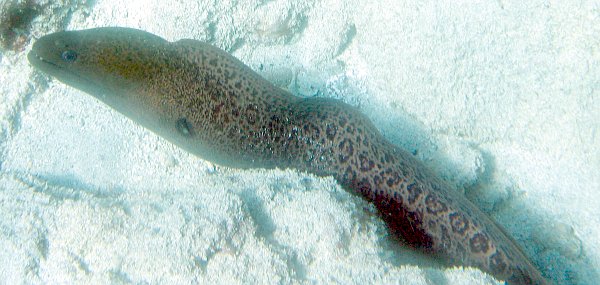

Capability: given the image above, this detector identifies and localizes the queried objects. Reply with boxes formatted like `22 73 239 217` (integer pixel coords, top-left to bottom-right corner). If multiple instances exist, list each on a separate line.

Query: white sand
1 0 598 284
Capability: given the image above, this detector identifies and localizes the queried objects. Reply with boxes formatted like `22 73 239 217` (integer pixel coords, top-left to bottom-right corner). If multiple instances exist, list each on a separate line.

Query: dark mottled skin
28 27 548 285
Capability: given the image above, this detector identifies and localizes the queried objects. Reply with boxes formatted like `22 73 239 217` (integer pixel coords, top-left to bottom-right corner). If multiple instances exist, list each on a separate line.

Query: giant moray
27 27 549 284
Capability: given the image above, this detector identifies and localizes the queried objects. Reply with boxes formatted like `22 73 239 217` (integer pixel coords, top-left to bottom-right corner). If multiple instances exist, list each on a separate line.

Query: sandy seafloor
0 0 599 284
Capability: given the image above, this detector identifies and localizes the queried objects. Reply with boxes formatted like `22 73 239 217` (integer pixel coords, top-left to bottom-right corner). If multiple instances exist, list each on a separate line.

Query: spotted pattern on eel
27 27 549 284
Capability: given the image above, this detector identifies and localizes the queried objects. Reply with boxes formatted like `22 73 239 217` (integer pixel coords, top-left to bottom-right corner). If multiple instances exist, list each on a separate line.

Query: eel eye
61 50 78 62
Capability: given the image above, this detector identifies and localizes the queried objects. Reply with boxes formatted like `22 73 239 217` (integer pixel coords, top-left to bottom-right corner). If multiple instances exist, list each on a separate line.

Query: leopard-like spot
425 194 448 215
326 124 337 140
490 251 508 274
359 152 375 171
469 232 490 254
449 212 470 235
407 183 423 204
338 138 354 163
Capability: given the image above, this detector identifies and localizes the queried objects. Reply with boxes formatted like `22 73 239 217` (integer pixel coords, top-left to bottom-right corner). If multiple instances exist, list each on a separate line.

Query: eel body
28 27 548 284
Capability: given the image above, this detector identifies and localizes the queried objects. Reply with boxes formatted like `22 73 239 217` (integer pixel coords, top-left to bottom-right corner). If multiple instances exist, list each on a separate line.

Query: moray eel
28 27 548 284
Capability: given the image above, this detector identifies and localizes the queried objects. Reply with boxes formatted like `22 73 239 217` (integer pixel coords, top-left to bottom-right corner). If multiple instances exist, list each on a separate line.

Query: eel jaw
27 48 60 74
27 47 104 100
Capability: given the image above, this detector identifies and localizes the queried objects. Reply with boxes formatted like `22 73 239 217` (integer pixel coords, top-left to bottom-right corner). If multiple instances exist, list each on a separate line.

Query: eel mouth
26 31 85 81
27 37 71 78
27 41 98 96
27 48 58 71
27 37 123 106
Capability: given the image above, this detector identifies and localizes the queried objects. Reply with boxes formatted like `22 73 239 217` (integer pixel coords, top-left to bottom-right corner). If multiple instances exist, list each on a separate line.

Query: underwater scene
0 0 599 284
